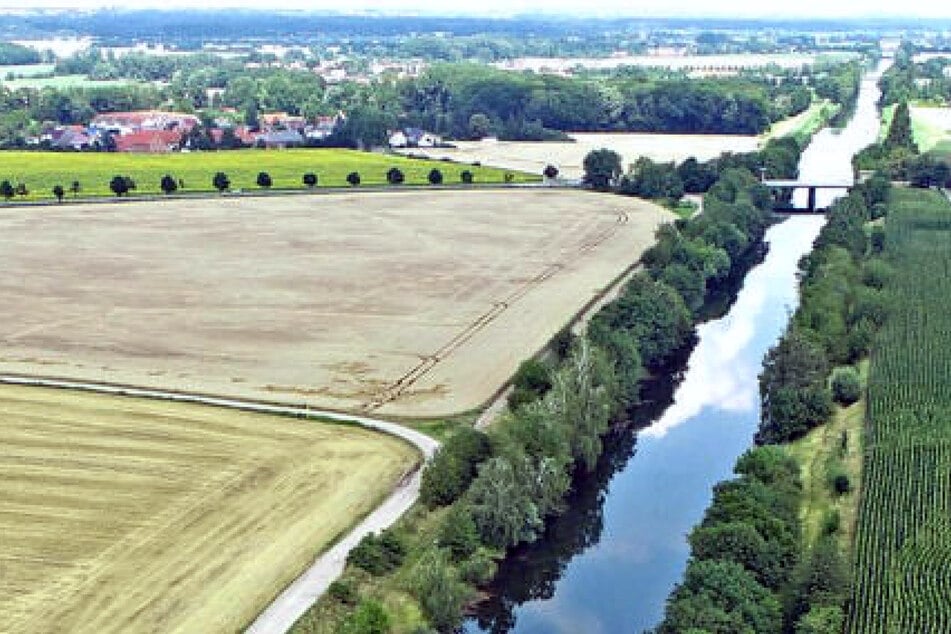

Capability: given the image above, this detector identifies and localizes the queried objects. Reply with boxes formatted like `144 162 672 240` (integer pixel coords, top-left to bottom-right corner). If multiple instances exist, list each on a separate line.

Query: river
464 61 889 634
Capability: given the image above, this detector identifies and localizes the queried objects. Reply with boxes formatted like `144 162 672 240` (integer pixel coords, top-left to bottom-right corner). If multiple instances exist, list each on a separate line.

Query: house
260 112 307 131
114 130 181 153
50 126 93 150
256 130 304 149
91 111 200 134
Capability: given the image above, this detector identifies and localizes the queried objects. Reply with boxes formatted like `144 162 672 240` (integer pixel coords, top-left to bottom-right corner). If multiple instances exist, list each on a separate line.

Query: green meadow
0 148 536 200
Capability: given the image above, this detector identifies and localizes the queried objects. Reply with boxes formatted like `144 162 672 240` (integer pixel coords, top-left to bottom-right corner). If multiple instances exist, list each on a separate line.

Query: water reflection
465 62 889 634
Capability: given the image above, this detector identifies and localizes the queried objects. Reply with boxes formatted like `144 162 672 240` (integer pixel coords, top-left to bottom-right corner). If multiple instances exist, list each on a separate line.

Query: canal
464 61 889 634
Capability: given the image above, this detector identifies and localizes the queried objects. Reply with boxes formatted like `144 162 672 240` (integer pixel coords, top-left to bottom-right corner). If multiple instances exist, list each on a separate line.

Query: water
465 61 890 634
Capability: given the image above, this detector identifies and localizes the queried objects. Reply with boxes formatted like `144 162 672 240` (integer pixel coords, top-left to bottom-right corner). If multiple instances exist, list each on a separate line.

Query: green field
0 149 536 200
847 188 951 633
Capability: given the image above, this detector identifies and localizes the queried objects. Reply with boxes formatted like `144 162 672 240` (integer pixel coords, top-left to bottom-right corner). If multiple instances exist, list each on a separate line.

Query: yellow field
0 385 417 634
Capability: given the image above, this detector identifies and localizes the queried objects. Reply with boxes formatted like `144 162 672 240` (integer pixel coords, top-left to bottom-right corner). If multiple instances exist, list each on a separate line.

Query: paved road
0 374 439 634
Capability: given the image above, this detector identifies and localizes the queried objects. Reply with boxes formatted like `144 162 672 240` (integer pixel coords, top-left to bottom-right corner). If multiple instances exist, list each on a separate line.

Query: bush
256 171 273 188
346 171 361 186
831 472 851 495
302 172 318 187
459 549 498 586
412 551 472 633
460 170 474 184
109 175 130 197
346 529 406 575
52 184 65 202
506 358 552 411
327 579 358 605
338 599 391 634
543 164 559 179
427 168 443 185
503 172 515 184
386 167 405 185
831 368 861 405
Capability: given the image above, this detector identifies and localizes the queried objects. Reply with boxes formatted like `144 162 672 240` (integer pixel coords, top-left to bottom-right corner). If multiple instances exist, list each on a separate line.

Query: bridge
761 179 855 213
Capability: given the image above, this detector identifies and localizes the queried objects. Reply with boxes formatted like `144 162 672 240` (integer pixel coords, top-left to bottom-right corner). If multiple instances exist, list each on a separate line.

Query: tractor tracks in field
361 210 630 413
0 374 438 634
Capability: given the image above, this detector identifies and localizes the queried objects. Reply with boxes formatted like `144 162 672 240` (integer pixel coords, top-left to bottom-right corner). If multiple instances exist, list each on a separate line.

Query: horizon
3 3 951 21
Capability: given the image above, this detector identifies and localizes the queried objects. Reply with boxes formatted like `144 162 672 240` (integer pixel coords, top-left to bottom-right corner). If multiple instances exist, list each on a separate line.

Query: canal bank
465 60 890 634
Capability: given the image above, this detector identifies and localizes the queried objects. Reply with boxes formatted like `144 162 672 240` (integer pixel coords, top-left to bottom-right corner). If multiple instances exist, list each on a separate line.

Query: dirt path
0 374 438 634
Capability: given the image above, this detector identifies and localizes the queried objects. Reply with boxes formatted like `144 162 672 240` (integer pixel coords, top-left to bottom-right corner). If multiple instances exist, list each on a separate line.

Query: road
0 374 439 634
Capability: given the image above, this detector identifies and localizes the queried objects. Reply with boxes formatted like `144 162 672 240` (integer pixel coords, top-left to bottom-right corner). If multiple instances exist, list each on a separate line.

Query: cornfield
848 189 951 633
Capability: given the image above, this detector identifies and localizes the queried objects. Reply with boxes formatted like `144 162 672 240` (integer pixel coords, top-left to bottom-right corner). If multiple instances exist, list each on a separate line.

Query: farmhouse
114 130 181 153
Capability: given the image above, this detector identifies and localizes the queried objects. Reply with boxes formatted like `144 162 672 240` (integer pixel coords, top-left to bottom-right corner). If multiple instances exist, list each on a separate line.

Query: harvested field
400 132 761 179
0 189 672 417
0 384 416 634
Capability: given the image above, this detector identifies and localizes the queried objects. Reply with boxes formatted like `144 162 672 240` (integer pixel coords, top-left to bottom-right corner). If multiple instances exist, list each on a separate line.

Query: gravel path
0 374 438 634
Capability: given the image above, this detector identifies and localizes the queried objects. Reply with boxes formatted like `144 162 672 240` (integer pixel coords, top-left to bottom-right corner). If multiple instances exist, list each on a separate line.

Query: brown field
0 384 416 634
399 132 762 180
0 189 671 417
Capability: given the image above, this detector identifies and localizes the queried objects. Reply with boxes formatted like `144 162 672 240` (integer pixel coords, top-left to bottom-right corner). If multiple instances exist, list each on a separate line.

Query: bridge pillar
807 187 817 212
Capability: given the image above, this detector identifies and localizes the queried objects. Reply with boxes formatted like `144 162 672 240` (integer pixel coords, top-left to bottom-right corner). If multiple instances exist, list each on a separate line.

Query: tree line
654 175 893 634
324 144 798 632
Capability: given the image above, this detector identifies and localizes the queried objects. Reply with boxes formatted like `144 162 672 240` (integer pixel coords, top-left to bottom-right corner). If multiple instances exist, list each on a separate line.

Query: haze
5 0 951 19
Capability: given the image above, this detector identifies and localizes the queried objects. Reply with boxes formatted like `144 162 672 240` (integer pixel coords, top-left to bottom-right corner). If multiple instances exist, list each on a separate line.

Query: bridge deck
761 180 853 188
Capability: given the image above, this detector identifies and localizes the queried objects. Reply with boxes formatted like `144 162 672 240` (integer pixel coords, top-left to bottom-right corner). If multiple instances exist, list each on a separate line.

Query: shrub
507 358 552 411
460 170 474 184
427 168 443 185
543 164 559 179
346 171 361 186
412 551 472 633
52 184 65 202
503 172 515 184
338 599 391 634
831 367 861 405
831 472 851 495
346 529 406 575
459 549 498 586
302 172 318 187
256 171 273 188
386 167 405 185
327 579 358 605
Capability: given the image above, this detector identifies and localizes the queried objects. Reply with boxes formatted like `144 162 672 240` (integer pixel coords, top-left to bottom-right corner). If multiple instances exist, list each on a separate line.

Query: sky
6 0 951 19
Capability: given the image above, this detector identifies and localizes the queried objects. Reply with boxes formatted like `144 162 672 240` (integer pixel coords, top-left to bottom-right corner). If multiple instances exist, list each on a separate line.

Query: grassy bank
764 98 839 145
0 148 535 200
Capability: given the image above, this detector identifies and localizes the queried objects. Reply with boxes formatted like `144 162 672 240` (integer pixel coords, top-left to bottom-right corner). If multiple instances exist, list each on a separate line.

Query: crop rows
847 189 951 633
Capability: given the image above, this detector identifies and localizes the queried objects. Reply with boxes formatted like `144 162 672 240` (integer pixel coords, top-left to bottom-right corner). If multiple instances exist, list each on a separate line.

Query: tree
412 550 473 633
468 112 492 139
302 172 318 188
428 168 443 185
437 504 480 560
346 171 361 186
468 456 542 548
213 171 230 193
583 148 622 190
420 427 492 507
386 167 405 185
256 171 273 189
460 170 474 184
15 182 28 198
883 101 918 153
831 367 861 405
0 179 14 201
543 164 559 179
507 358 552 411
160 174 178 195
109 175 130 197
70 180 81 198
52 184 65 202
